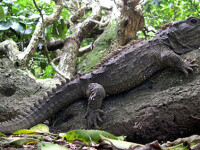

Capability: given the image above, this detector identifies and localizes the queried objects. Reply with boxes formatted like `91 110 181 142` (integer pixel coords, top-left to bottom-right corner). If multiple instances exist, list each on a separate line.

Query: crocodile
1 17 200 134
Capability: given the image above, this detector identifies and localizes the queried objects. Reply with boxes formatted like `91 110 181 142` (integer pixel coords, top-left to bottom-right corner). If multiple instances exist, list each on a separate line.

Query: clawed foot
85 108 104 128
179 61 198 77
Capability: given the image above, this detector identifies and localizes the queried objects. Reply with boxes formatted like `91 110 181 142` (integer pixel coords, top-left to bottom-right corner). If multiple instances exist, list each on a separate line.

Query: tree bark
0 58 49 122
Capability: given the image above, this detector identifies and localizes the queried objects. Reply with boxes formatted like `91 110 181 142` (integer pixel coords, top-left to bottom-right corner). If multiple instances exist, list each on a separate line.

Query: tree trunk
51 49 200 143
117 0 144 45
0 58 49 122
3 0 198 144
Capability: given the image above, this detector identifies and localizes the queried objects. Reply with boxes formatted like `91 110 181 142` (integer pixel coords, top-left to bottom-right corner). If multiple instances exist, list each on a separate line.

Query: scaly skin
1 17 200 134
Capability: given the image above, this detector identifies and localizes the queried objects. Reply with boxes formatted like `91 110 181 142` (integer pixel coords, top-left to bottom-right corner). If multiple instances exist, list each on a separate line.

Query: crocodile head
163 17 200 54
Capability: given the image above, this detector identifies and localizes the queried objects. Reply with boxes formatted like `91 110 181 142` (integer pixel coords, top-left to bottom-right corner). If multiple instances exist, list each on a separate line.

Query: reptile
1 17 200 134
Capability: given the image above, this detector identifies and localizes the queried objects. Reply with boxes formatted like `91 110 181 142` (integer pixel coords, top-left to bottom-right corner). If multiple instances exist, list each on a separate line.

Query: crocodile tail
0 78 84 134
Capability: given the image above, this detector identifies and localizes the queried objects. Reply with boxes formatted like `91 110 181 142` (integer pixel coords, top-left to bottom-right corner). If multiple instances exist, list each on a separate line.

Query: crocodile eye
190 18 198 24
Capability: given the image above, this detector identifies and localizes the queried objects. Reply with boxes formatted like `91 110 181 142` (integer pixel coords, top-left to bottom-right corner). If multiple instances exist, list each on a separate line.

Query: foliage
0 0 53 42
0 0 71 78
0 137 39 147
0 132 6 137
0 124 199 149
0 5 5 20
139 0 200 38
29 51 56 79
12 124 50 135
100 135 146 149
60 129 124 143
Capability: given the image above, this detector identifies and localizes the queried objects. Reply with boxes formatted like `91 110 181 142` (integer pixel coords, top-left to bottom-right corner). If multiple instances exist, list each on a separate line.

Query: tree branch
72 2 102 43
0 40 20 63
57 1 102 79
33 0 67 79
47 39 65 51
0 0 63 68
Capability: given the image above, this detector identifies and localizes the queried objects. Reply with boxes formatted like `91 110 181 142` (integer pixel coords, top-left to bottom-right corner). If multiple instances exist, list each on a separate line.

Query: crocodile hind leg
161 51 198 76
85 83 106 128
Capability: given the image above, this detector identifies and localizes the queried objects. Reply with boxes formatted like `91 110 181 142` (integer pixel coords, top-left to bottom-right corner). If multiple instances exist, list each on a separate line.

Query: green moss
77 20 118 73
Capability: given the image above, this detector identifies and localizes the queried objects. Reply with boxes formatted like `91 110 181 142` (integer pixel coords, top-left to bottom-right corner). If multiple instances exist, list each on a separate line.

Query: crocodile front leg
161 51 198 76
85 83 106 128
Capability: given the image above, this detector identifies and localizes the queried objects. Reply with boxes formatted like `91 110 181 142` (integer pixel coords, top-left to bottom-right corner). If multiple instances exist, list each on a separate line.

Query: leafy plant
140 0 200 38
60 129 124 143
12 124 50 135
0 0 71 79
1 123 200 149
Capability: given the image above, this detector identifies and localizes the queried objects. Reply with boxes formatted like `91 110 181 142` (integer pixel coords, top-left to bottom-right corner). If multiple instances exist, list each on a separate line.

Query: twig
70 0 76 8
89 18 110 28
74 0 80 9
52 56 61 64
188 0 199 13
50 56 69 79
78 43 94 57
191 115 200 120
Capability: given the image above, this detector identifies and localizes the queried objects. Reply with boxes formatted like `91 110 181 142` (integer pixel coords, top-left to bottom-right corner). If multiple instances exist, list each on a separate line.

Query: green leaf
168 143 189 150
11 138 39 147
12 129 41 135
0 137 39 147
0 5 5 20
40 62 47 70
60 129 122 143
11 21 26 34
0 20 12 30
61 8 71 19
29 124 49 133
45 26 52 43
100 135 142 149
39 142 69 150
45 65 54 74
0 132 6 137
12 124 49 135
0 20 27 34
52 19 68 39
58 19 68 39
23 28 32 35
